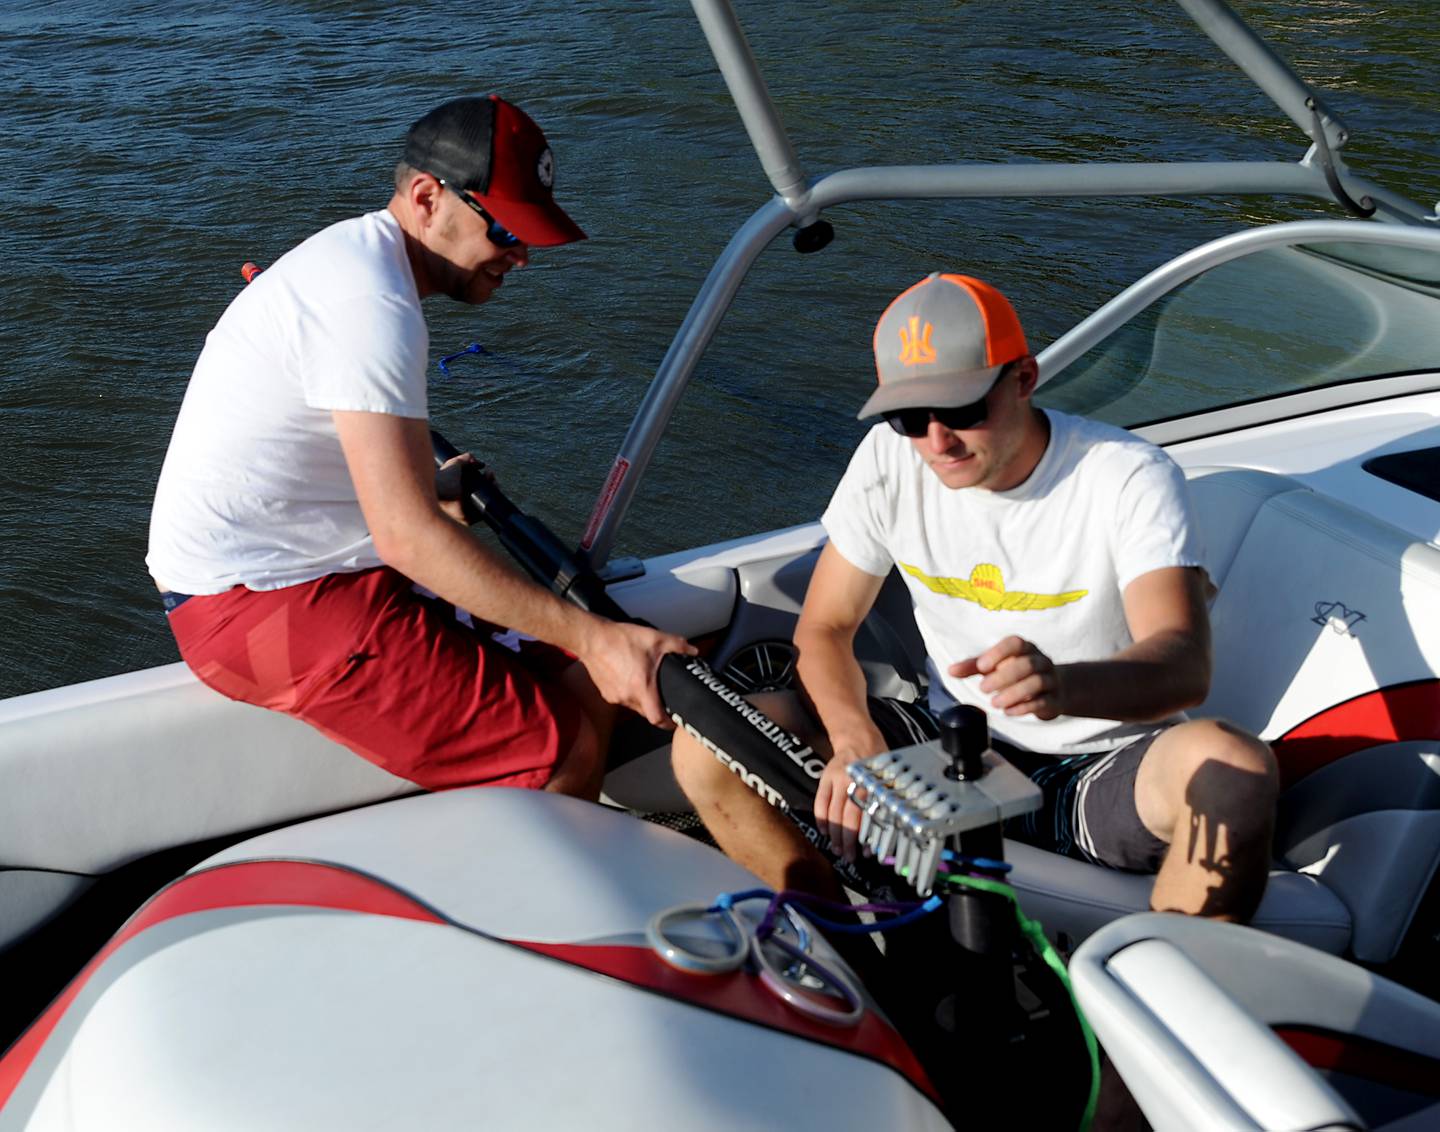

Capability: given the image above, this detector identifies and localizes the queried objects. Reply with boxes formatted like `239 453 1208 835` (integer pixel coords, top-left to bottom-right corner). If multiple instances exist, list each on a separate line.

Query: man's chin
448 279 496 305
930 457 983 488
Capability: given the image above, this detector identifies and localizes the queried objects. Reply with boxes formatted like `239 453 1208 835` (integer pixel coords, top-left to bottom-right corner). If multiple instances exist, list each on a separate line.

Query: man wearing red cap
672 273 1277 921
148 96 690 798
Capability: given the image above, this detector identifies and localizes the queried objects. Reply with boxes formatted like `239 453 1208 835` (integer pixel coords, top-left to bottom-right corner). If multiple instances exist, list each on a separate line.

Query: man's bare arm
333 410 692 725
795 542 889 855
951 565 1212 722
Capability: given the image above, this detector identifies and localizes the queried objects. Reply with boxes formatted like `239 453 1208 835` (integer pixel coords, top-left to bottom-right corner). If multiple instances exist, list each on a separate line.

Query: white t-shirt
148 209 428 593
822 410 1204 754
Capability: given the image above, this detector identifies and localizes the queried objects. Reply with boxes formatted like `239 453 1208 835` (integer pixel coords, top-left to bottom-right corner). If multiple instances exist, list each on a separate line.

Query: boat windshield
1036 239 1440 429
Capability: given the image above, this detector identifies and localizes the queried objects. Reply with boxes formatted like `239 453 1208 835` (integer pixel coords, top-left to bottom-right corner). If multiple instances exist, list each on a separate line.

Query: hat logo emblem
899 316 937 367
536 147 555 190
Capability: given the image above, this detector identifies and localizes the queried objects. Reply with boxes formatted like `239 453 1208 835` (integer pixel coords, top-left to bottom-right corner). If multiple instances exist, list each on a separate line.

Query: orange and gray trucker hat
858 273 1029 419
403 94 586 247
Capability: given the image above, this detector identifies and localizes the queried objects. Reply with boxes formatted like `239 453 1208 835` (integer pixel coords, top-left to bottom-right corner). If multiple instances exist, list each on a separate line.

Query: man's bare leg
1103 722 1273 1132
1135 719 1277 920
669 690 846 900
542 663 618 801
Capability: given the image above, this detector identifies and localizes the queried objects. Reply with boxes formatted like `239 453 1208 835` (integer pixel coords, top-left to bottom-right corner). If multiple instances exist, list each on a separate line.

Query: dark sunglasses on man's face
883 398 988 437
439 180 523 248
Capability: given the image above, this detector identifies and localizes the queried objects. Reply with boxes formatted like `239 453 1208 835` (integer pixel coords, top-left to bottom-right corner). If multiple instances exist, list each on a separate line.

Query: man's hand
813 723 889 861
576 621 696 729
434 452 492 525
951 636 1068 719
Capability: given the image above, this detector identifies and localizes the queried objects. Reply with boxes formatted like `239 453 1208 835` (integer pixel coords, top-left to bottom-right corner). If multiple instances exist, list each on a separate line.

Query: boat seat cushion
1183 465 1310 589
1072 913 1440 1132
1201 485 1440 739
0 664 414 877
1201 483 1440 961
1004 840 1353 955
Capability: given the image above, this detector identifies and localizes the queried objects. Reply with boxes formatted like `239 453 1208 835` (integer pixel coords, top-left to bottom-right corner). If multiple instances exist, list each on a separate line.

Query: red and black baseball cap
402 95 586 247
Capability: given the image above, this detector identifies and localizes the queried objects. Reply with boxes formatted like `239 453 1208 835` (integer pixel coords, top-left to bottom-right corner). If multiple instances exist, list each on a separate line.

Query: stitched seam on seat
1269 494 1438 579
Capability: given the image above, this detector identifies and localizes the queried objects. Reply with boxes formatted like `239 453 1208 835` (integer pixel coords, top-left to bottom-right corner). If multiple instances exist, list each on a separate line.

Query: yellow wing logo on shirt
900 561 1088 612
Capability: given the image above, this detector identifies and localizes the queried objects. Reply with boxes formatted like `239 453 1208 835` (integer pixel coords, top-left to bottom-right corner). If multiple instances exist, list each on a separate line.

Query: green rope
931 871 1101 1132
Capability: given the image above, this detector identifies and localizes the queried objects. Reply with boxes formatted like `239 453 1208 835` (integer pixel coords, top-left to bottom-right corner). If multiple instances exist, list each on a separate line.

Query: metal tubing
1038 219 1440 383
807 160 1347 210
578 1 1435 564
584 165 1430 564
689 0 810 210
1175 0 1347 148
580 197 795 565
809 161 1428 222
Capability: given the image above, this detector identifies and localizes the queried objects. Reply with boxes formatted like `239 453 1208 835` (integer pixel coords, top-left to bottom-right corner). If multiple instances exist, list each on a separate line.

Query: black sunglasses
439 180 523 248
883 398 988 437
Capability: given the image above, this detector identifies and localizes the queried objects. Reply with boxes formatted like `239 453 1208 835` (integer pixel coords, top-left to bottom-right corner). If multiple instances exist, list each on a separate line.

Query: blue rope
798 895 943 935
941 849 1013 874
708 887 942 937
437 342 486 377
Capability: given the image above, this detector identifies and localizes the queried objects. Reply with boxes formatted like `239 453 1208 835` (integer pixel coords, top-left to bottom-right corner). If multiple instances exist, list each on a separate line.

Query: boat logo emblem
1311 600 1365 636
899 316 937 367
536 147 555 189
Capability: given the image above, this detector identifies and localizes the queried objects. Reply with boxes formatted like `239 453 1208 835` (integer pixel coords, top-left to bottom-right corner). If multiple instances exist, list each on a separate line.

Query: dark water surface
1 0 1436 698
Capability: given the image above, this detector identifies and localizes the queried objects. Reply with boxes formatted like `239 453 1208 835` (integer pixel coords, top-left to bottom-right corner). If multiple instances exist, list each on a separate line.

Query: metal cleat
858 793 886 849
913 832 946 897
845 728 1042 896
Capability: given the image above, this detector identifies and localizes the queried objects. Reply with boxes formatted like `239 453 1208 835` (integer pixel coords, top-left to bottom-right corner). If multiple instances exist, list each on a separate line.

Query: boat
3 0 1440 1128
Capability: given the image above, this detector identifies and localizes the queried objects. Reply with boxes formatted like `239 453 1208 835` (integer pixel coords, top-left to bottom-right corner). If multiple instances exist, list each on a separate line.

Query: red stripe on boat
1 860 936 1111
0 860 443 1111
514 939 938 1102
1276 1025 1440 1098
1270 679 1440 787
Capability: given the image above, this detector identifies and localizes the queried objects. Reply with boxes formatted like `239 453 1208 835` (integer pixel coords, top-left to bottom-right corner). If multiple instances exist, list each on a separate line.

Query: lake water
1 0 1436 698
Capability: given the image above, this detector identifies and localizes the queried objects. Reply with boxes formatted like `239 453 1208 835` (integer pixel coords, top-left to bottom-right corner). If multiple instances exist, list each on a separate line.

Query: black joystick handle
940 705 989 781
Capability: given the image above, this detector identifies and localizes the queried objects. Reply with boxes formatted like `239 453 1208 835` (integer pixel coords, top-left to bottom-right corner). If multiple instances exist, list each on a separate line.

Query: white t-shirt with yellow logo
822 410 1203 754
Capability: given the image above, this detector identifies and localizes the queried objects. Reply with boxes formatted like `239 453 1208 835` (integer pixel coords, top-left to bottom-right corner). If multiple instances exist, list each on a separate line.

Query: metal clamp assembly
847 739 1042 896
1306 98 1375 218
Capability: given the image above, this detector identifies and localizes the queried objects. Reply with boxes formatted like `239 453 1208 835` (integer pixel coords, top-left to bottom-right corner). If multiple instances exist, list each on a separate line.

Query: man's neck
388 195 435 299
987 406 1051 492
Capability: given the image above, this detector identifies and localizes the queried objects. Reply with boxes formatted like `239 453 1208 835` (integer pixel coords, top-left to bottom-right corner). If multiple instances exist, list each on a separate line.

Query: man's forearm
1055 630 1210 722
378 508 604 655
795 625 884 751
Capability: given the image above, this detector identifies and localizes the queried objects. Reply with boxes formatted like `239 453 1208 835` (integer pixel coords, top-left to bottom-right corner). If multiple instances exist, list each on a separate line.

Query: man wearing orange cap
149 96 690 799
672 273 1276 921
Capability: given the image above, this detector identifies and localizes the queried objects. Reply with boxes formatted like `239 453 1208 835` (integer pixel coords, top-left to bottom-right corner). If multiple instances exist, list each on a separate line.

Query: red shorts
166 567 583 790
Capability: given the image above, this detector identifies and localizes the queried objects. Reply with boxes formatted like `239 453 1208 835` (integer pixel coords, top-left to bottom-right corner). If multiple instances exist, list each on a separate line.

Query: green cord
925 870 1101 1132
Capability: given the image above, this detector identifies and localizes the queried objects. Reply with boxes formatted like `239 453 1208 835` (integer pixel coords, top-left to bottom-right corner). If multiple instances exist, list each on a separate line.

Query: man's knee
545 708 605 799
670 689 813 801
670 716 725 795
1154 719 1273 782
1144 721 1278 921
1140 720 1277 839
545 665 615 800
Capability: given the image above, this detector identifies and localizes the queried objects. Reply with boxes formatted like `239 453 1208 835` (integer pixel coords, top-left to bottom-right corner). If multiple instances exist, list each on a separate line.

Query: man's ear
1012 355 1040 400
408 172 444 226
